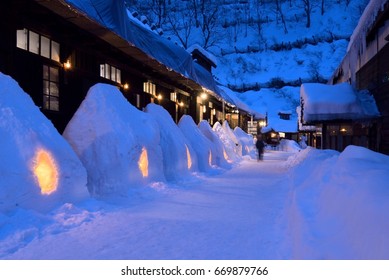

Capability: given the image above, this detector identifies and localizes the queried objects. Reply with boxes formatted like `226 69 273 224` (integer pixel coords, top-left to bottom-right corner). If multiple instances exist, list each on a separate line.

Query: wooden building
299 83 380 152
0 0 238 133
329 0 389 154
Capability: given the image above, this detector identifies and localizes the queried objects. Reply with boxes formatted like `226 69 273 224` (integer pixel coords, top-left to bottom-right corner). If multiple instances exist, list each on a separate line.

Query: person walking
255 134 265 161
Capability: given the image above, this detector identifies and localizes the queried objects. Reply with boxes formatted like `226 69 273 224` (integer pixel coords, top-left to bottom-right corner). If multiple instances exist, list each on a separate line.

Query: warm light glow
138 147 149 178
157 94 162 100
200 93 207 100
340 128 347 132
209 150 212 166
179 101 184 107
259 120 266 127
33 149 59 195
223 148 229 160
123 83 130 90
186 145 192 169
64 60 71 70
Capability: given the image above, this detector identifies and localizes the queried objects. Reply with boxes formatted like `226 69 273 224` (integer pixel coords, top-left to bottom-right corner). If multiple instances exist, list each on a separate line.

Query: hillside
126 0 369 127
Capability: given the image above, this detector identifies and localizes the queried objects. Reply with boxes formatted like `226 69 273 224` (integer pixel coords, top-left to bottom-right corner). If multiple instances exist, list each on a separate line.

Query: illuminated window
16 28 60 62
143 81 156 95
29 30 39 54
170 92 177 102
100 63 121 83
16 29 27 50
43 65 59 111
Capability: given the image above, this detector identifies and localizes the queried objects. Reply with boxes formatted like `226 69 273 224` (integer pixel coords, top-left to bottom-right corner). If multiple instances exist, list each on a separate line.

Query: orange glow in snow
209 150 212 166
223 148 229 160
186 145 192 169
33 149 59 195
138 147 149 177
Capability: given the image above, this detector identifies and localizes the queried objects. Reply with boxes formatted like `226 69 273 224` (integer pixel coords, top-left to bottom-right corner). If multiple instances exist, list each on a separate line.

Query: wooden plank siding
357 43 389 154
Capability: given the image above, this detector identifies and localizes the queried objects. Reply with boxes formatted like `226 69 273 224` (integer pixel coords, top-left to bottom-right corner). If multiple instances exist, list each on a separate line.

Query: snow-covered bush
63 84 164 197
0 73 88 212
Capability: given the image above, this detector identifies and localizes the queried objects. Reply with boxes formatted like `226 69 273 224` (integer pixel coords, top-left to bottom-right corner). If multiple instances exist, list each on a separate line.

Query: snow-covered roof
347 0 388 52
64 0 229 103
219 86 265 118
300 82 380 123
187 44 218 68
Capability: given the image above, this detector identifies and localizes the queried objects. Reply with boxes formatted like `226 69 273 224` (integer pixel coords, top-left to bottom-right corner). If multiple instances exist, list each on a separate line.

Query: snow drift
63 84 164 197
0 73 88 212
212 121 241 162
145 103 198 181
233 126 256 158
178 115 214 172
284 145 389 259
198 120 231 168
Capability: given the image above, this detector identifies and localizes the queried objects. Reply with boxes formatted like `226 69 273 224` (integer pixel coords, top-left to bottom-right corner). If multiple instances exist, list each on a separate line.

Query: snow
198 120 231 169
0 73 388 259
187 44 218 67
300 82 380 123
0 73 88 213
145 103 199 181
1 142 389 259
63 84 165 197
347 0 388 52
178 115 214 172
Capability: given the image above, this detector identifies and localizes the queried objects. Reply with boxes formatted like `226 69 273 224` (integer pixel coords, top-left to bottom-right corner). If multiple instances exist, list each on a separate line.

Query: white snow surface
1 144 389 259
300 82 380 122
0 73 88 213
63 84 165 197
145 103 198 181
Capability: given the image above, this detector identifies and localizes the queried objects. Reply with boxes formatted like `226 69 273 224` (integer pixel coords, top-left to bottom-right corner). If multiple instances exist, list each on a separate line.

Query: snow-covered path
2 153 292 260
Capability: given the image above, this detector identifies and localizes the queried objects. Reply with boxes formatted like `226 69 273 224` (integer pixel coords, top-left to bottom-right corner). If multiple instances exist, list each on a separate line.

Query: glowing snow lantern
185 145 192 169
138 147 149 178
33 149 59 195
223 148 229 160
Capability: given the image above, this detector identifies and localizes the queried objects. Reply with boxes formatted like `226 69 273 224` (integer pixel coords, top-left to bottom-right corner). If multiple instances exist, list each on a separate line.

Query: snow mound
0 73 88 212
145 103 198 181
233 126 256 158
285 145 389 259
178 115 214 172
198 120 231 168
213 121 241 162
63 84 164 197
278 139 302 153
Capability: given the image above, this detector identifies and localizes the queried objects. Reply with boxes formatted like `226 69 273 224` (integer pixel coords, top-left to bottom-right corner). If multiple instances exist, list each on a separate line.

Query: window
16 28 60 62
29 30 39 54
100 63 121 83
16 29 27 50
43 65 59 111
143 81 156 95
170 92 177 102
136 94 141 108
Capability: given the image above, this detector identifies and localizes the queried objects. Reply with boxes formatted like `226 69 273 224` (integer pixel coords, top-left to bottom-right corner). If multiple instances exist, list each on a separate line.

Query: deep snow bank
284 145 389 259
0 73 88 212
63 84 164 197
